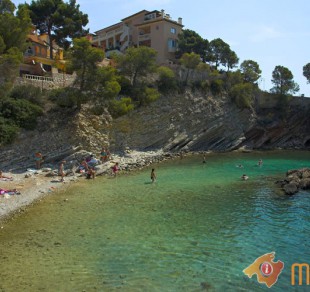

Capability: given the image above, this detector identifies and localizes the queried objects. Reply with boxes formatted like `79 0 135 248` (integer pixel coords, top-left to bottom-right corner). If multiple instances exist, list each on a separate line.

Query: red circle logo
260 262 273 276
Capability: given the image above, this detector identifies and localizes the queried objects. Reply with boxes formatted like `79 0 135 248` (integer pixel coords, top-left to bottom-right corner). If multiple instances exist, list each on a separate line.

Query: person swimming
241 174 249 180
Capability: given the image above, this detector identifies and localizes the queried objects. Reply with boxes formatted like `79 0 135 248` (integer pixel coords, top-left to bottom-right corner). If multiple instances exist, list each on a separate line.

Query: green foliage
69 37 104 91
303 63 310 83
140 87 160 106
9 84 44 106
93 66 121 103
157 66 177 93
240 60 262 83
108 97 134 118
230 83 254 109
0 98 43 129
271 65 299 95
206 38 238 71
176 29 209 62
0 116 19 146
191 80 210 93
132 86 160 106
224 49 239 71
180 52 201 84
27 0 88 57
0 2 31 91
0 2 31 53
118 75 133 96
48 87 82 108
224 70 243 91
114 46 157 87
0 0 15 14
180 52 201 69
210 79 224 95
0 35 5 53
0 47 23 91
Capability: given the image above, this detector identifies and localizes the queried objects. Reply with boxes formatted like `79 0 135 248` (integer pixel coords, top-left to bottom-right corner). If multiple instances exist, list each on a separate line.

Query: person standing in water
150 168 156 183
59 160 66 182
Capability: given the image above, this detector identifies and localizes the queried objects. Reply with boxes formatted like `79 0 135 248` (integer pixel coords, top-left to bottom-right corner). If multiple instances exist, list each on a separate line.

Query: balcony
138 33 151 41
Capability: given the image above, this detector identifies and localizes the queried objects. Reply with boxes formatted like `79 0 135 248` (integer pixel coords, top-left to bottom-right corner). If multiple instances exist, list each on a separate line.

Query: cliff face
109 91 310 152
0 90 309 171
0 107 111 171
109 91 255 152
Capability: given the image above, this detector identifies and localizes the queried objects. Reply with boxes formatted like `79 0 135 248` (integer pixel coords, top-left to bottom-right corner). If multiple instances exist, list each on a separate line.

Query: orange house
20 30 66 76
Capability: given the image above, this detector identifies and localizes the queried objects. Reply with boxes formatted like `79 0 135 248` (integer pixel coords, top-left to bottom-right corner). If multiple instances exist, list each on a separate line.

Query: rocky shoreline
0 149 189 222
276 167 310 195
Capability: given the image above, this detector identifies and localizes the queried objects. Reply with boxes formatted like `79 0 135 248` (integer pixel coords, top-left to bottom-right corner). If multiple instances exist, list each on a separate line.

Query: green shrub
118 76 133 96
210 79 223 95
157 66 177 93
48 87 82 108
230 83 254 109
134 87 160 106
0 98 43 129
108 97 134 118
0 116 19 146
9 85 44 107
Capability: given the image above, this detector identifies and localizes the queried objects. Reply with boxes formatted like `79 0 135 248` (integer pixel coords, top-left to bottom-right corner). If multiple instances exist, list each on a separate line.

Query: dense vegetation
0 0 309 147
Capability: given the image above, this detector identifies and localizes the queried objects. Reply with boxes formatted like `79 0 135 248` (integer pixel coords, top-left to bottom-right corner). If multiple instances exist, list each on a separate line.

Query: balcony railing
138 33 151 41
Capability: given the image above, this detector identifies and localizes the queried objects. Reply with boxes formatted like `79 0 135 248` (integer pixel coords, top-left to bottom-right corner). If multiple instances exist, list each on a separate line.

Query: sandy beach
0 149 176 222
0 168 78 222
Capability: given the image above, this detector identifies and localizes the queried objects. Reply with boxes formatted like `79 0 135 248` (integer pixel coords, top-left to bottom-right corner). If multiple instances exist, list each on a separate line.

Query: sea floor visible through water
0 150 310 292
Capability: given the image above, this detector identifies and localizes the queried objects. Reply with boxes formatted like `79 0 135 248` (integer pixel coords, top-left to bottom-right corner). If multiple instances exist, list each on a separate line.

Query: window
170 27 176 34
168 39 177 48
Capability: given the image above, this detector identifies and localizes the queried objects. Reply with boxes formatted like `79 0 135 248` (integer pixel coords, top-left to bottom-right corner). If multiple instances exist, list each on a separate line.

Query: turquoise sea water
0 150 310 292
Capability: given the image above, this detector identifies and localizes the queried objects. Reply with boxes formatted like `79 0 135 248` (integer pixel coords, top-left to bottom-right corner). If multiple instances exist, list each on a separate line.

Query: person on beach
86 167 96 179
80 158 89 172
59 160 66 182
100 147 107 163
34 151 43 169
203 155 206 163
0 188 20 195
112 162 119 176
150 168 156 183
0 170 13 180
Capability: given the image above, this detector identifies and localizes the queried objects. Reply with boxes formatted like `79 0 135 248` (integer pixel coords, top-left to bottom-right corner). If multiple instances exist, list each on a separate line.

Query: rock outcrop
0 107 112 171
109 91 310 152
276 168 310 195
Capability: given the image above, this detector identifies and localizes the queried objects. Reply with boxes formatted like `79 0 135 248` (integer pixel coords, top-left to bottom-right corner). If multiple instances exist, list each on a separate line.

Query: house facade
20 29 65 76
91 9 183 64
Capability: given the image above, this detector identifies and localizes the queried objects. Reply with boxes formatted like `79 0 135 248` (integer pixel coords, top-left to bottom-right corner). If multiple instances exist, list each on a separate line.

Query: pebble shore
0 149 190 222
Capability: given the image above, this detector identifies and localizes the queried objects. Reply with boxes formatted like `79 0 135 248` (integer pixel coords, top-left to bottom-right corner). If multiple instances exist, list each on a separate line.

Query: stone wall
14 73 76 90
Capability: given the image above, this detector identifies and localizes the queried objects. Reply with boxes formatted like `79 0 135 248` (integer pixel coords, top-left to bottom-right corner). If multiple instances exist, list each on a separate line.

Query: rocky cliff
0 90 309 171
109 91 310 152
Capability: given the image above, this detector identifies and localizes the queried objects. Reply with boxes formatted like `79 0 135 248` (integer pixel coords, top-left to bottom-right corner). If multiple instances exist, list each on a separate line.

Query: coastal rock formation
276 168 310 195
0 90 309 172
109 91 310 152
0 107 111 171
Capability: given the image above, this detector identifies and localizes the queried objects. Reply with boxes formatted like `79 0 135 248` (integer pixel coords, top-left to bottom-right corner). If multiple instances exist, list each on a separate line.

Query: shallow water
0 150 310 291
